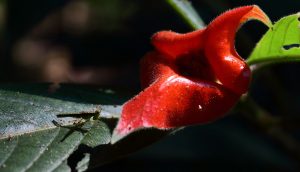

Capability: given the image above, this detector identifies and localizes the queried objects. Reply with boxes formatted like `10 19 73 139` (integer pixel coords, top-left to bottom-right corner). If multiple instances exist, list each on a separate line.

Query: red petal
204 5 271 94
151 29 205 59
140 51 175 88
115 73 239 135
115 5 271 136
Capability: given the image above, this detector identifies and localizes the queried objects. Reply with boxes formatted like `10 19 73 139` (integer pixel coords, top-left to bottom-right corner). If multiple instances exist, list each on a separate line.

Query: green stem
166 0 205 30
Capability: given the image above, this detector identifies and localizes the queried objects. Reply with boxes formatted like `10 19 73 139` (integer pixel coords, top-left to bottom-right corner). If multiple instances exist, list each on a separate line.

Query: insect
53 106 101 141
56 107 101 122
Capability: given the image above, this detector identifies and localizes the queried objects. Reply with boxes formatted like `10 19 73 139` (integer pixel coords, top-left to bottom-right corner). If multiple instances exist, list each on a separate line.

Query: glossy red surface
115 5 271 135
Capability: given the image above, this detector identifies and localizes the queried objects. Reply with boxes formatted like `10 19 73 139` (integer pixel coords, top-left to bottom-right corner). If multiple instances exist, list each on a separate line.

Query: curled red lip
115 5 271 135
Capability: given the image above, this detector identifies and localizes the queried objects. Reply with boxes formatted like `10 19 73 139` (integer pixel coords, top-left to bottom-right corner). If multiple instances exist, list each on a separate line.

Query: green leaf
166 0 205 30
0 84 169 171
75 153 90 172
247 13 300 65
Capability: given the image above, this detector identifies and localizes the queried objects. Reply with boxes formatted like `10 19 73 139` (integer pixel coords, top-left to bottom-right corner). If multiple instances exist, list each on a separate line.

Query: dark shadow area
0 83 126 105
96 116 299 172
67 117 172 170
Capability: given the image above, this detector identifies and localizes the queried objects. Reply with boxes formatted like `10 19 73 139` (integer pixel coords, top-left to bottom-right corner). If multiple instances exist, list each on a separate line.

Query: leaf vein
48 129 86 172
1 137 19 167
23 129 60 172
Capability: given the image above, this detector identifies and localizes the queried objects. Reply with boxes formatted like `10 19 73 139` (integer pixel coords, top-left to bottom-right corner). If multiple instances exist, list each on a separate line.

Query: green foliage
166 0 205 29
0 84 168 171
248 14 300 65
0 84 116 171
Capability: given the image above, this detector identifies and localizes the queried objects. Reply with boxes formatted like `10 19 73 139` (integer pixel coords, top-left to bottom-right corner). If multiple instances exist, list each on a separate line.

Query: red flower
115 5 271 135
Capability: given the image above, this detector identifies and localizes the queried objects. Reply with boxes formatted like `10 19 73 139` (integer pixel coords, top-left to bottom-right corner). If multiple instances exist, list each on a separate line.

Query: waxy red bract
115 5 271 136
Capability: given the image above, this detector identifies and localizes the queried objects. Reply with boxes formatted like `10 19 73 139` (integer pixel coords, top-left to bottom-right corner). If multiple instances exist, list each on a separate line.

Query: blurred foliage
88 0 138 32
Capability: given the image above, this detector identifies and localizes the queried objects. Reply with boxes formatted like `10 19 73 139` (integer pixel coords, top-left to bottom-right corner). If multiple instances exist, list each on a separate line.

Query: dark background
1 0 300 171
